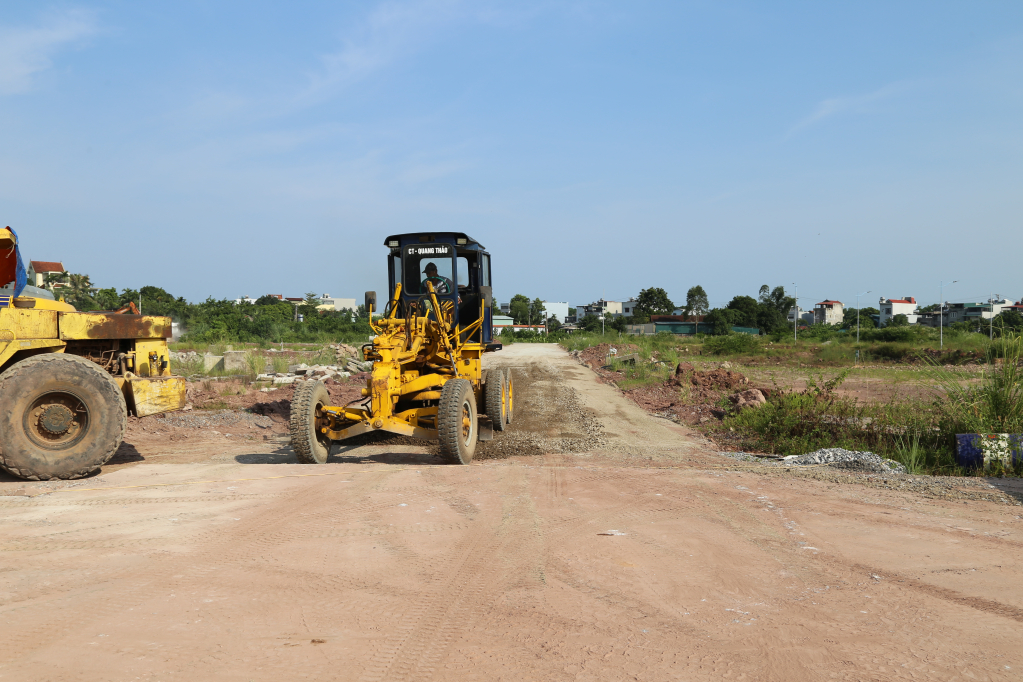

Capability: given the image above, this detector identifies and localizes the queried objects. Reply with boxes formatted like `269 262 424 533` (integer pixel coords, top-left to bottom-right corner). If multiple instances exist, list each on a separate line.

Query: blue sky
1 1 1021 311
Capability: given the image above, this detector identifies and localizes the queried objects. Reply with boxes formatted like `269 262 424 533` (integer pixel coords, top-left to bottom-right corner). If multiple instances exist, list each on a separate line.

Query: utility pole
856 290 871 344
939 280 957 349
990 294 996 341
792 284 798 343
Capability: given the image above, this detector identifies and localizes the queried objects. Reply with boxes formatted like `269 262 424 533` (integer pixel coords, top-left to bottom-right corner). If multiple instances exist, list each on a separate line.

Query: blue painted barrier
956 434 1023 469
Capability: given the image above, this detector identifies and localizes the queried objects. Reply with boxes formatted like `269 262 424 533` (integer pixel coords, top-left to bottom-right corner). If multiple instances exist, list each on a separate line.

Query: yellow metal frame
318 281 487 442
0 303 184 418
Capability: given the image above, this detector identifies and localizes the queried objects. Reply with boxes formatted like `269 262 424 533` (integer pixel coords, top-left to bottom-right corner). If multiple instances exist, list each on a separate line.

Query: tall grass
923 334 1023 436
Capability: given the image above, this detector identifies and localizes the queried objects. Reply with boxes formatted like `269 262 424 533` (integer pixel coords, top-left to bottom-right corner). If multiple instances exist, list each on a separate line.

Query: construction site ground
1 343 1022 681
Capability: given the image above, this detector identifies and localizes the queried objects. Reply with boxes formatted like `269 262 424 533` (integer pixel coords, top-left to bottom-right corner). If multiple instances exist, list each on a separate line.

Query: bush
702 333 762 355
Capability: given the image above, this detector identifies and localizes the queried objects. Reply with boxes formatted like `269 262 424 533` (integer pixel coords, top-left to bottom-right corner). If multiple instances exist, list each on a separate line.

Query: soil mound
576 343 639 369
669 363 750 391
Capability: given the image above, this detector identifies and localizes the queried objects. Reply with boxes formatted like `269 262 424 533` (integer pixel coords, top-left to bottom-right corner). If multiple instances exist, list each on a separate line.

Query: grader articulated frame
289 233 512 464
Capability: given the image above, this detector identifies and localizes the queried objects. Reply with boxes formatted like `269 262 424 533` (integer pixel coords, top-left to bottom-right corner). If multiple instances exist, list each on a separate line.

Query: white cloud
0 9 96 95
301 0 463 102
788 81 911 135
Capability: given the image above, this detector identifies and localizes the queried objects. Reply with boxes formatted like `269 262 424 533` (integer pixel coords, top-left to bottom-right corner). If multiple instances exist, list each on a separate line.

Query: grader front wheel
290 380 333 464
504 369 514 425
438 379 477 464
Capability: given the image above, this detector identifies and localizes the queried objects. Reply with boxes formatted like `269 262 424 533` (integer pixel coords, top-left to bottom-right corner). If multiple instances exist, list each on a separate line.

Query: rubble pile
783 448 908 474
257 363 362 387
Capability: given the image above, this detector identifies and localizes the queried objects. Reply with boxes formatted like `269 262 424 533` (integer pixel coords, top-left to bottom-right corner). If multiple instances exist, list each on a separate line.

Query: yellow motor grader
289 232 511 464
0 227 186 480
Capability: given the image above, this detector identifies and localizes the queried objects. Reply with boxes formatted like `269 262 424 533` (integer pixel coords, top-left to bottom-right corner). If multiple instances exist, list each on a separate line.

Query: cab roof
383 232 486 251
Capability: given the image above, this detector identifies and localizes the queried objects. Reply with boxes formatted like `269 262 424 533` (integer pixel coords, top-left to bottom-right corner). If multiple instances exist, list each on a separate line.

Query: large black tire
290 380 332 464
504 368 514 425
0 353 127 480
438 378 477 464
484 369 506 432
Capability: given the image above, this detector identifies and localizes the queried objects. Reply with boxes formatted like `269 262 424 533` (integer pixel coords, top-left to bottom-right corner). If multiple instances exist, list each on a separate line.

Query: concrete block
224 351 248 372
203 354 224 371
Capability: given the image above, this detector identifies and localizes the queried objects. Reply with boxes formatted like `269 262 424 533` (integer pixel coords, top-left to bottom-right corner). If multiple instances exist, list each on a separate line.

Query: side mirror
480 286 492 309
364 291 376 311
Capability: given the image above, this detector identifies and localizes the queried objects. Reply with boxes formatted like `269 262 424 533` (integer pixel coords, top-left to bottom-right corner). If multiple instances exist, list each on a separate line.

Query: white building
317 294 357 312
541 301 570 323
622 298 640 317
813 300 845 326
787 306 814 324
878 297 920 326
578 299 623 319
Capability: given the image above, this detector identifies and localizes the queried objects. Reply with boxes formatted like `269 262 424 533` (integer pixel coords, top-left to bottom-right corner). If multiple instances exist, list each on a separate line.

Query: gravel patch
159 410 275 430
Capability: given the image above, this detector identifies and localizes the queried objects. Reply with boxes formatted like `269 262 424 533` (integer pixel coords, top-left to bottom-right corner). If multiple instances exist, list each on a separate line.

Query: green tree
529 298 546 326
635 287 674 320
299 292 320 319
546 316 562 332
887 313 910 327
65 273 97 310
579 314 602 332
684 285 709 319
842 307 879 330
704 308 739 335
917 303 940 314
726 295 760 328
509 294 530 324
94 287 120 310
995 310 1023 331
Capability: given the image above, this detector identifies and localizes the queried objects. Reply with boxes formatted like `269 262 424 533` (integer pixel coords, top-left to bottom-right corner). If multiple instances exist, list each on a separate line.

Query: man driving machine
421 262 454 295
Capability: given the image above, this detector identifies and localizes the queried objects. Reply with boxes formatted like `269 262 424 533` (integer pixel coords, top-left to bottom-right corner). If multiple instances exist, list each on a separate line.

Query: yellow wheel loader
289 232 511 464
0 227 186 480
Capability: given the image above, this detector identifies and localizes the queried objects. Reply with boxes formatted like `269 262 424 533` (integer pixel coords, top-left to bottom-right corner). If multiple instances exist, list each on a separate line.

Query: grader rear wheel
290 380 333 464
504 368 514 425
485 369 506 432
0 353 127 480
438 379 477 464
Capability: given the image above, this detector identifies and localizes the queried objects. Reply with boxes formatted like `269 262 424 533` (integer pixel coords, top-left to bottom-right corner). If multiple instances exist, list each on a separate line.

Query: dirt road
1 344 1021 681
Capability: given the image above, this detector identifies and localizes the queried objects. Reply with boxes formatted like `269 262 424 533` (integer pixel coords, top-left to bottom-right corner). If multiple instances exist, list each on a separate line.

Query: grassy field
545 330 1023 477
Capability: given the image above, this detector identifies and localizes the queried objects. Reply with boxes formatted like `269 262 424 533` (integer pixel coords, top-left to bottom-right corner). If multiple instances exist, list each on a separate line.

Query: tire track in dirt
0 468 403 676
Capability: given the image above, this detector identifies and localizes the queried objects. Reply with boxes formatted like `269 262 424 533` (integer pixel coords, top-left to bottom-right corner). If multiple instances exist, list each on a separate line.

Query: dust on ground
1 343 1022 681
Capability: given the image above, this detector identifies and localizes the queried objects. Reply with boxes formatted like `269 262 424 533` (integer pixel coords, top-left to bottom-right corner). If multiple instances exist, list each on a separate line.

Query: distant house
27 261 66 289
541 301 570 323
622 298 640 317
578 299 623 319
492 314 514 335
787 306 813 324
318 294 357 312
878 296 919 326
813 300 844 326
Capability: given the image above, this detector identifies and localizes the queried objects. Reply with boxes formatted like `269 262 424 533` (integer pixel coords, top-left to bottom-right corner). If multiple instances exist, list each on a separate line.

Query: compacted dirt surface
1 344 1022 681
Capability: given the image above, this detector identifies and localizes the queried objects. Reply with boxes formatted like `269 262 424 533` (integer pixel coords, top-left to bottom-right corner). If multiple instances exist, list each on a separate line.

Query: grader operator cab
0 226 186 480
289 232 511 464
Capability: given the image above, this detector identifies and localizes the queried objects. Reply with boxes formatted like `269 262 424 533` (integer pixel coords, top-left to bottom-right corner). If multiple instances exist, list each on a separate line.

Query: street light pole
856 290 871 344
792 283 797 343
939 280 957 349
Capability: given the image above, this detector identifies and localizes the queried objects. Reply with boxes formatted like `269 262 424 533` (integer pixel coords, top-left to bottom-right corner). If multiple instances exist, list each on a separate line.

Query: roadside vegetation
544 328 1023 478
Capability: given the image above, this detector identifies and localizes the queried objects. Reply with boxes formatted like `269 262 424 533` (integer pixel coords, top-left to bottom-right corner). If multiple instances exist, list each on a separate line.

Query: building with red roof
879 296 919 326
27 261 66 289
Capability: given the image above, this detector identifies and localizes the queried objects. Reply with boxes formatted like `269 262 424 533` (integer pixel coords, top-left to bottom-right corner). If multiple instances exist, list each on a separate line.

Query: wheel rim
24 390 90 450
461 398 473 445
313 401 332 449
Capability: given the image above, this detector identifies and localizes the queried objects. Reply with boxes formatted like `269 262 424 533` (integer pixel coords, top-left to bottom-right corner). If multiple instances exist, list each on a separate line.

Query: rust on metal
58 312 172 341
